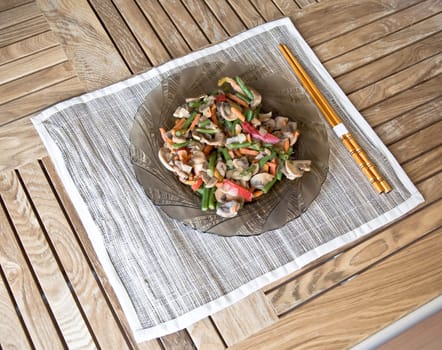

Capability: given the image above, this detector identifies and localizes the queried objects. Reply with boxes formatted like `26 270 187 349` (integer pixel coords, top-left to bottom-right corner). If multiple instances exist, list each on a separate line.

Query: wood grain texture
160 330 195 350
337 31 442 93
36 0 130 90
314 0 442 62
204 0 246 35
0 2 41 31
225 0 264 28
110 0 169 66
0 31 59 66
19 161 131 350
402 147 442 184
135 0 190 58
0 185 64 349
182 0 228 43
290 0 421 46
0 170 95 349
0 15 49 48
40 157 164 350
88 0 149 74
231 229 442 350
0 45 67 85
349 53 442 111
374 96 442 146
294 0 317 8
158 0 209 50
0 76 84 125
325 13 442 77
0 273 32 350
378 309 442 350
266 195 442 315
249 0 283 22
272 0 301 13
362 74 442 127
187 317 226 350
0 118 47 172
211 291 278 346
0 0 32 12
389 121 442 164
0 61 76 105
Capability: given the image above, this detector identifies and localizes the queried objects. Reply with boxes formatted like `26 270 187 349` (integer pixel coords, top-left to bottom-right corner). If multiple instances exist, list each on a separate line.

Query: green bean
201 187 209 211
195 128 218 134
235 92 251 104
208 151 216 176
198 119 211 127
226 142 252 149
183 111 197 129
263 176 277 194
188 100 202 108
276 169 283 181
208 187 216 210
259 152 276 168
171 141 189 149
218 147 231 162
235 76 254 100
245 109 253 122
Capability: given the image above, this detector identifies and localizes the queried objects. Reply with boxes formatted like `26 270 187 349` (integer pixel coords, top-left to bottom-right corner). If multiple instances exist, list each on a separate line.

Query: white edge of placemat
31 17 424 342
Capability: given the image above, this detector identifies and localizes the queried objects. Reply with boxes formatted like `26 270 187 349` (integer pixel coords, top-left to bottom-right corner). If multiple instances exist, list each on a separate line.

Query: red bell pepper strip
191 177 203 191
242 121 280 144
223 179 253 202
215 93 227 103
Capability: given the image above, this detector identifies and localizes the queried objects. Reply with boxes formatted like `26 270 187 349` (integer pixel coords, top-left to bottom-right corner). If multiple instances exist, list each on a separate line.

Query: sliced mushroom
283 160 311 180
216 200 241 218
255 148 272 160
275 116 289 130
173 105 190 119
158 147 175 172
250 173 275 189
215 160 227 177
232 157 249 169
192 130 225 146
217 102 244 122
249 88 262 109
201 171 218 188
226 133 246 145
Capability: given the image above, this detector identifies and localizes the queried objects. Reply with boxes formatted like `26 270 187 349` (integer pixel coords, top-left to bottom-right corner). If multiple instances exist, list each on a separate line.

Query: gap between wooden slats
203 0 246 36
0 169 96 349
272 0 302 14
0 2 41 31
0 0 33 12
232 228 442 350
40 158 164 350
0 15 49 48
18 161 132 350
314 0 442 62
248 0 283 22
224 0 265 28
0 181 66 349
0 259 33 349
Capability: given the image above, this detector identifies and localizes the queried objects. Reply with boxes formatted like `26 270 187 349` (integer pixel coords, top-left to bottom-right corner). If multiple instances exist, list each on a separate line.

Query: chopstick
278 43 391 194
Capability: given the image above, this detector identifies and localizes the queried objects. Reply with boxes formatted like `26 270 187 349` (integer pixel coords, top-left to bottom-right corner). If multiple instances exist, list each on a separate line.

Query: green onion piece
208 187 216 210
245 109 253 122
198 119 211 127
195 128 218 134
259 151 277 168
263 176 278 194
183 111 197 129
172 141 189 149
201 187 209 211
226 142 252 149
218 147 231 162
235 76 254 100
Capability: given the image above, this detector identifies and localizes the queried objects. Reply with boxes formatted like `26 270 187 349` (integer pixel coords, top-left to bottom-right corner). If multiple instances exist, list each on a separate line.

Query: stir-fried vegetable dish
158 76 311 218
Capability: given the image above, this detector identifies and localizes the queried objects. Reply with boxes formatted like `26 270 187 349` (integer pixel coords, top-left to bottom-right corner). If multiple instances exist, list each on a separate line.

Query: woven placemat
32 18 423 341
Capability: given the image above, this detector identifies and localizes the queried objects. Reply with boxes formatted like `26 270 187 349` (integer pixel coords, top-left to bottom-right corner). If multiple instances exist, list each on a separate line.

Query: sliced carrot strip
226 93 248 108
173 118 186 131
210 105 218 125
159 127 172 144
239 148 259 156
262 163 269 173
203 145 213 155
268 162 276 175
282 138 290 152
253 190 264 198
188 113 201 131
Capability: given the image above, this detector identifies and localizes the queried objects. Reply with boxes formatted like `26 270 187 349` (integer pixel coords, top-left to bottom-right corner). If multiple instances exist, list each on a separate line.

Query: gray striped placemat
32 18 423 342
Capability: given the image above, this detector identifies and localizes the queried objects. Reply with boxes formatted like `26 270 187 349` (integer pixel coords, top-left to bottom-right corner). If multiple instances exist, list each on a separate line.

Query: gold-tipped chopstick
278 43 391 194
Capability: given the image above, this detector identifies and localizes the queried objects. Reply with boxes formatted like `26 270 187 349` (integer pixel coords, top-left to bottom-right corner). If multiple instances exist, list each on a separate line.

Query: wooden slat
225 0 265 28
362 74 442 127
291 0 421 46
314 0 442 62
135 0 190 58
211 291 278 346
88 0 150 74
36 0 130 90
389 121 442 164
337 31 442 94
0 76 85 125
0 61 76 105
403 147 442 184
182 0 228 43
0 118 47 172
295 0 317 8
375 96 442 146
249 0 283 22
158 0 209 50
266 195 442 315
0 187 64 349
111 0 170 66
325 13 442 77
0 15 49 48
40 157 164 350
0 31 59 66
19 161 131 350
0 0 32 12
0 45 68 85
160 330 195 350
349 53 442 111
231 229 442 350
272 0 301 13
204 0 246 36
187 317 226 350
0 170 95 349
0 2 41 31
0 267 32 350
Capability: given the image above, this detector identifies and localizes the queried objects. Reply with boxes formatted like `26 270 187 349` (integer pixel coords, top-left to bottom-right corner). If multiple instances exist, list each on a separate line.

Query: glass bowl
130 61 329 236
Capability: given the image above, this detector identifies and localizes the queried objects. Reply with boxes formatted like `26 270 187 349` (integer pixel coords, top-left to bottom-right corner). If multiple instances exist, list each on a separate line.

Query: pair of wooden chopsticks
278 44 391 194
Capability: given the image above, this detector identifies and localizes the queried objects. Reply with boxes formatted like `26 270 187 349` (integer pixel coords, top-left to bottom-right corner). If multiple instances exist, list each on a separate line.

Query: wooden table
1 0 441 349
